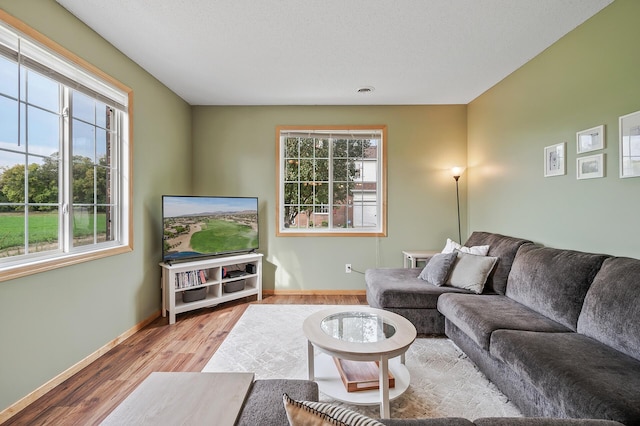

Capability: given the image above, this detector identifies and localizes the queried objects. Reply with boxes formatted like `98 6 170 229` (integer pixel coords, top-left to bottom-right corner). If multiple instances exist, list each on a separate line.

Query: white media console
159 252 263 324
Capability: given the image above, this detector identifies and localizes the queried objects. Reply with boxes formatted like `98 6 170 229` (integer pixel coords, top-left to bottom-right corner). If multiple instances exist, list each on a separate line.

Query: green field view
0 212 105 252
190 219 257 253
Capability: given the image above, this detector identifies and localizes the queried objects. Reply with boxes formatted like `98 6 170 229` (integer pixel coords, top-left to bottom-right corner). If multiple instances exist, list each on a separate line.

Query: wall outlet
345 264 352 273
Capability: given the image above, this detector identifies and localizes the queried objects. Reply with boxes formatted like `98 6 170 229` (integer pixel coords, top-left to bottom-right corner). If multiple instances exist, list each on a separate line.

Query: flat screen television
162 195 259 263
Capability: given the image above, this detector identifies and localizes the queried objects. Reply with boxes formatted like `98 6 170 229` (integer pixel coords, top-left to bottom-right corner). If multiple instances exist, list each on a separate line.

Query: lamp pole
453 174 461 244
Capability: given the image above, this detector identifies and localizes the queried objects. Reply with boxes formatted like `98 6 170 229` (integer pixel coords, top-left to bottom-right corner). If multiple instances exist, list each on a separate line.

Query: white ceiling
55 0 613 106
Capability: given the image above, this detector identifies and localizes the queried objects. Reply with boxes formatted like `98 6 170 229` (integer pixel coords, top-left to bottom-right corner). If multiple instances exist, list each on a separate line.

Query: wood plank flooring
5 294 367 425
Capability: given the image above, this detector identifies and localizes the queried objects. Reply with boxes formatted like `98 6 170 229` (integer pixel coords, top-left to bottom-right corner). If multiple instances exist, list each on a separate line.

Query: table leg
307 340 315 381
379 356 390 418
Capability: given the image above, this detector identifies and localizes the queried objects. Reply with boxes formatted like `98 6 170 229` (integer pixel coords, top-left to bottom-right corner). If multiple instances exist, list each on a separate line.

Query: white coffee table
303 306 417 418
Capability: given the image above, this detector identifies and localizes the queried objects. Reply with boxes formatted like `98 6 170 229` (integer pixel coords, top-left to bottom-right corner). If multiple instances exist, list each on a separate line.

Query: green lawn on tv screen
190 219 257 253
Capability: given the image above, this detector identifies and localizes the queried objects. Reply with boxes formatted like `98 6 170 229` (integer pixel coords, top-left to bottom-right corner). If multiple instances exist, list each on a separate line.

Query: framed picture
576 125 605 153
544 142 566 177
619 110 640 178
577 153 604 180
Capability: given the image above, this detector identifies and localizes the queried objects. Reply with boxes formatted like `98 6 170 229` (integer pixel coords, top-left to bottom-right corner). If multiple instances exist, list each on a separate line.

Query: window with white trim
277 126 386 236
0 14 132 281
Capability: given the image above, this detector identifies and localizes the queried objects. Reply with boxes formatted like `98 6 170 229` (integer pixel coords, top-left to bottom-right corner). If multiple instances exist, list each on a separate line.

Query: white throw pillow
446 250 498 294
441 238 490 256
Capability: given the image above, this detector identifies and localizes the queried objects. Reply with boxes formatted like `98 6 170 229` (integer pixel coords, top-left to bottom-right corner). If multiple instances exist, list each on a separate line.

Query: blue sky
0 58 106 169
163 196 257 218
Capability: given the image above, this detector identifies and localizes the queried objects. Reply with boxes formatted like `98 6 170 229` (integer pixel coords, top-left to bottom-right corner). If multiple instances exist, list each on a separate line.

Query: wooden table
100 372 254 426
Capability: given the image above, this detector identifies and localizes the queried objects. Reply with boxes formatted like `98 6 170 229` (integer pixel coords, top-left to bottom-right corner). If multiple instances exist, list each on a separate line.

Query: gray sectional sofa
238 379 624 426
365 232 640 425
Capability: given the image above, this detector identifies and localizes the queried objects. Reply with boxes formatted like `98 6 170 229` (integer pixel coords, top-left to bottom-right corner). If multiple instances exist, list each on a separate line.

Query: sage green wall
467 0 639 258
0 1 191 412
191 106 467 291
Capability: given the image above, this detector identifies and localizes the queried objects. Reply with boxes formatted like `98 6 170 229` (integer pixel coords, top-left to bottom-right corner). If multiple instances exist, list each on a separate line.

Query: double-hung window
276 125 387 236
0 14 132 281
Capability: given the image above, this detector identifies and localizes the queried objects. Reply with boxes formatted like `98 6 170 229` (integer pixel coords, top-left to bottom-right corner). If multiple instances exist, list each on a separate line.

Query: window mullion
61 87 71 252
20 61 28 254
110 110 119 242
328 137 334 229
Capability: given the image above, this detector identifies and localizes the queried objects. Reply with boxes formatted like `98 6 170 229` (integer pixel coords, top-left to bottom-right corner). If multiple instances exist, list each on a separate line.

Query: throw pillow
446 250 498 294
441 238 490 256
418 251 458 286
283 393 383 426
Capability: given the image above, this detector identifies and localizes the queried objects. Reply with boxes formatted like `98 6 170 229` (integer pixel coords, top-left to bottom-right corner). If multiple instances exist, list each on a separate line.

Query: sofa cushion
577 256 640 362
505 245 609 331
366 268 472 310
474 419 625 426
437 294 570 350
490 330 640 424
463 231 533 295
379 419 475 426
419 251 458 286
237 379 319 426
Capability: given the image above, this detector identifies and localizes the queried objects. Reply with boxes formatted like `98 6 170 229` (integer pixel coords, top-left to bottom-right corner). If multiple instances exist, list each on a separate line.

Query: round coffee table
302 306 417 418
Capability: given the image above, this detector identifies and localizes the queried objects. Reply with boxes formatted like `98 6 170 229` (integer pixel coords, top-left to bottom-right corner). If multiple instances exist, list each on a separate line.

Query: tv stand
159 252 263 324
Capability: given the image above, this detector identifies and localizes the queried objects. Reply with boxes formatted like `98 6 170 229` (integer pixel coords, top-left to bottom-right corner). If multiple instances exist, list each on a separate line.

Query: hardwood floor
5 294 367 425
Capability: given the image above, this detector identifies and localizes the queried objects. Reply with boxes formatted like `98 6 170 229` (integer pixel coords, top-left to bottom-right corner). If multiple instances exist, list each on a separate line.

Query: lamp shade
452 166 465 178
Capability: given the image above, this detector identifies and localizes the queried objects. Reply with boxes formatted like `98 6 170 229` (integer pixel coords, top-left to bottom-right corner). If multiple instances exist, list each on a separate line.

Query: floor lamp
452 167 463 243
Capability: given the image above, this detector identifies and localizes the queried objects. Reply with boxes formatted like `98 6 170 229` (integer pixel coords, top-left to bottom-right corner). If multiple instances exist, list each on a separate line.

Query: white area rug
202 304 522 420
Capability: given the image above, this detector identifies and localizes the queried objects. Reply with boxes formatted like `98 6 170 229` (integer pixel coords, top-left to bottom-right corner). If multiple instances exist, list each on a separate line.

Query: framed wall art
576 125 605 154
544 142 566 177
619 110 640 178
577 153 604 180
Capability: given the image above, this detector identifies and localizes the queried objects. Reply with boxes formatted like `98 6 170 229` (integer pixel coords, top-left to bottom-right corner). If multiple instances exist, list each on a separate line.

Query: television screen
162 195 259 262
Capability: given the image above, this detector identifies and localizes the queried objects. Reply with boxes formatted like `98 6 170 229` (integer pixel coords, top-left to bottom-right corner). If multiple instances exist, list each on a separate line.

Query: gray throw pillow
418 251 458 286
446 250 498 294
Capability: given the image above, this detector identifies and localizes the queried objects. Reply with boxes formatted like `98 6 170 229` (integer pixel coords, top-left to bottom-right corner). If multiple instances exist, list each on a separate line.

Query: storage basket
182 287 206 302
224 279 245 293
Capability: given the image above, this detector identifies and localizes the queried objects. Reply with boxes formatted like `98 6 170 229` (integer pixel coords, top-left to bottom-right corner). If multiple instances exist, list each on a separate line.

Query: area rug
202 304 522 420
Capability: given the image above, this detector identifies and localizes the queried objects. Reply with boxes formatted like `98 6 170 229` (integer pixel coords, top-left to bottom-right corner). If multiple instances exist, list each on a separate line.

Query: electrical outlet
345 264 352 273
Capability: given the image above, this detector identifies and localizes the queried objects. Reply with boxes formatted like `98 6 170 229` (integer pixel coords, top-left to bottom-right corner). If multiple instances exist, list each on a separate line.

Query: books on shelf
333 358 395 392
175 269 208 289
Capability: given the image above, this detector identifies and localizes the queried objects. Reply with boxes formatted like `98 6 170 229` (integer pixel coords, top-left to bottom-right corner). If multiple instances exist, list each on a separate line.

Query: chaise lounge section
366 232 533 334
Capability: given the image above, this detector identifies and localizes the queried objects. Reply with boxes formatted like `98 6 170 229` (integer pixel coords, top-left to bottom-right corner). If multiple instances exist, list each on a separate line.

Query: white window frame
0 11 133 282
276 125 387 237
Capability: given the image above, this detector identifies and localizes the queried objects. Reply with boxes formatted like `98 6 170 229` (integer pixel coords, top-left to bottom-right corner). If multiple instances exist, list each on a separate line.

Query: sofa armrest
236 379 319 426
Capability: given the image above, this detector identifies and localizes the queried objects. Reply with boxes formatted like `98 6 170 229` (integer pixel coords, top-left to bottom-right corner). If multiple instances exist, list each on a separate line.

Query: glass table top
320 311 396 343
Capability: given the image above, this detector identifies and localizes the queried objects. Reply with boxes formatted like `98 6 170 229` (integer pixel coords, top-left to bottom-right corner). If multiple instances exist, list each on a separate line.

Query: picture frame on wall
544 142 566 177
576 125 605 153
577 153 605 180
619 110 640 178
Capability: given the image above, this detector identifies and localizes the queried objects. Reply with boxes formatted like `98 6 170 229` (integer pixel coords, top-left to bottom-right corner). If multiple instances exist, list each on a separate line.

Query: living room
1 0 639 423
